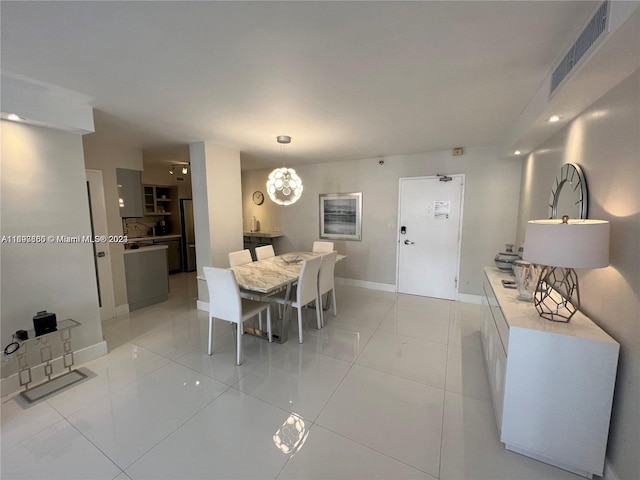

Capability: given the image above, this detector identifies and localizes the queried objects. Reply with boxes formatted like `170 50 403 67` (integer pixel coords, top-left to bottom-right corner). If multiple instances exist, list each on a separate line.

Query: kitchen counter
126 234 181 243
243 231 284 238
123 245 168 254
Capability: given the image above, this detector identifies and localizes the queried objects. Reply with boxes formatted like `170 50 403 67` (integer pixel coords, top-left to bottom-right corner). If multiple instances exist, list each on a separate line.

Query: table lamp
523 216 609 322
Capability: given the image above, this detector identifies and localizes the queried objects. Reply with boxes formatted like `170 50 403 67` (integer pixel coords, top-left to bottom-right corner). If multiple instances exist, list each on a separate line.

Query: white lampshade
523 219 609 269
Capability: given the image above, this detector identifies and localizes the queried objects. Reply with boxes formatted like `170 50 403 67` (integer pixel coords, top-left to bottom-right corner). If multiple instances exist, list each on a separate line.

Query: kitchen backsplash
124 217 178 237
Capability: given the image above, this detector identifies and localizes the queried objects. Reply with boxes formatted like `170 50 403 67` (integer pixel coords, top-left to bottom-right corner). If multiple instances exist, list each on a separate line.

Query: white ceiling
1 1 603 169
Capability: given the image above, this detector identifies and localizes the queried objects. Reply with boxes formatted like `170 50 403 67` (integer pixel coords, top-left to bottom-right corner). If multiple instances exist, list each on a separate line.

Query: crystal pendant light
266 135 303 206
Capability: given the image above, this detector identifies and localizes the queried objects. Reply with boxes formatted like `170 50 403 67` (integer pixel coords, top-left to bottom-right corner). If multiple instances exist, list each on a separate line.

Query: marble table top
231 251 344 294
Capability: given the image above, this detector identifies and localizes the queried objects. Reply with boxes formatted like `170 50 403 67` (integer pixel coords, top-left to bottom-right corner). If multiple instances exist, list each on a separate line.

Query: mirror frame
548 162 588 219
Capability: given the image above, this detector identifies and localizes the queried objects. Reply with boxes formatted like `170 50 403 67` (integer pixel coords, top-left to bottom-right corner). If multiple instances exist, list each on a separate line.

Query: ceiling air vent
550 1 610 95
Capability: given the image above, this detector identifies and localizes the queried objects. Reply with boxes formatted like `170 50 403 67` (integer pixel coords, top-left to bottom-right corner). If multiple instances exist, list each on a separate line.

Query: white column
190 141 243 302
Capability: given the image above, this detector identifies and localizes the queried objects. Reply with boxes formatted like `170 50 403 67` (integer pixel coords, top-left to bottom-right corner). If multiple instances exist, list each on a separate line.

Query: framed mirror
548 163 588 219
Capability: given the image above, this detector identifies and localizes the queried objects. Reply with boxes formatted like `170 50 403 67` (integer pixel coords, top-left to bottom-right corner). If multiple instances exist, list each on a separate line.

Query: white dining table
199 251 345 343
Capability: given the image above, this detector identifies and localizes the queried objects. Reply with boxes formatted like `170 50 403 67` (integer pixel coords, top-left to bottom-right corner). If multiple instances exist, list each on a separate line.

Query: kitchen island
123 245 169 311
126 234 182 273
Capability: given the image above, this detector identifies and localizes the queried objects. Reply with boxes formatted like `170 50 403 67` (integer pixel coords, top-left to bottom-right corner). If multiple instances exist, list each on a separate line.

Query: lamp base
534 266 580 322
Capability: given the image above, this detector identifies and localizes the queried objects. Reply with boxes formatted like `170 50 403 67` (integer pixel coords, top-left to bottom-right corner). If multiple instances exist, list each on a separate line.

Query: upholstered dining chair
318 251 338 327
228 248 265 329
312 241 334 253
255 245 275 261
203 266 271 365
271 256 322 344
228 249 253 267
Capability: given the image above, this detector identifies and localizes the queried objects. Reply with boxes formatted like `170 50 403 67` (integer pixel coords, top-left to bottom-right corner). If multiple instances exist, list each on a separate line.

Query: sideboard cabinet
481 267 619 479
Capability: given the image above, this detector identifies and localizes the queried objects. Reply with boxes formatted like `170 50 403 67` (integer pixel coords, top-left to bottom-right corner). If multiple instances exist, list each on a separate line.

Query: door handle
404 240 415 245
96 251 106 258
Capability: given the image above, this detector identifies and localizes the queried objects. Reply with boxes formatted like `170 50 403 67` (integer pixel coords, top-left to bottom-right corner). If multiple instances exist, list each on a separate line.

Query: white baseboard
457 293 484 304
1 341 108 398
115 304 130 317
602 458 621 480
335 277 396 292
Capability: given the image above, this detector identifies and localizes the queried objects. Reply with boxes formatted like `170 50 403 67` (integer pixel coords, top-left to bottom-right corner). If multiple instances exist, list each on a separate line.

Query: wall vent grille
550 1 609 95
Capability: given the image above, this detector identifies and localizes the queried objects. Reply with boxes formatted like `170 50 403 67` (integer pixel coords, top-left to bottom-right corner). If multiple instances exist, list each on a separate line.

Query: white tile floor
1 273 584 480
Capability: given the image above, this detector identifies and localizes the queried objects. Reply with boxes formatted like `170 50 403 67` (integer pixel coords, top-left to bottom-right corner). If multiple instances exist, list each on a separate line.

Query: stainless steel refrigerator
180 199 196 272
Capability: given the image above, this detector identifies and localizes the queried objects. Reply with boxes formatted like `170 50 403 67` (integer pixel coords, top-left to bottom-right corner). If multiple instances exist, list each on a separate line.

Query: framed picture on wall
319 192 362 241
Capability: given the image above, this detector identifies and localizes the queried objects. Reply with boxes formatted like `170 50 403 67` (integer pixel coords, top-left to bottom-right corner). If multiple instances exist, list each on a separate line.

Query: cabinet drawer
490 304 509 354
483 279 509 355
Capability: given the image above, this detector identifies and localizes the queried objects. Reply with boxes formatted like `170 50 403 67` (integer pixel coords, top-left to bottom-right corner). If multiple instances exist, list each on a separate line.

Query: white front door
396 175 464 300
86 169 116 320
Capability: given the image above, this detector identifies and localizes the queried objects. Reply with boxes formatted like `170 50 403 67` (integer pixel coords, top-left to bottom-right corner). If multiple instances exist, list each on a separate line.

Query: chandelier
266 136 303 206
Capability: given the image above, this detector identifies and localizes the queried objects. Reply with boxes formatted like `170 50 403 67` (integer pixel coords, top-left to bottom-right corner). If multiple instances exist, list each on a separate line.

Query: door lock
404 240 415 245
96 252 106 258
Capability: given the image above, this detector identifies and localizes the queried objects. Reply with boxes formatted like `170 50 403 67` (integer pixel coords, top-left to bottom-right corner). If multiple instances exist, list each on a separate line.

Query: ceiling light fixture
514 150 522 155
266 136 303 206
7 113 23 121
168 164 189 175
548 115 561 123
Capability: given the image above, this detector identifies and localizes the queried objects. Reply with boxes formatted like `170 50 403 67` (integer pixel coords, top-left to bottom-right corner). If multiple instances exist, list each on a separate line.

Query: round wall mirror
548 163 588 219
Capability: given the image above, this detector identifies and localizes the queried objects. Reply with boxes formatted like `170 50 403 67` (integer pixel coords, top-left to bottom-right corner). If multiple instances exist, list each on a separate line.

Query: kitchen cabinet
153 237 182 273
481 268 619 479
143 185 174 216
124 246 169 310
116 168 143 218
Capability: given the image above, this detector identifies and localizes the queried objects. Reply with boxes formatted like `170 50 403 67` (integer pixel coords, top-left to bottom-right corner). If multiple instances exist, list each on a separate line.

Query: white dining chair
228 249 253 267
271 256 322 344
312 241 334 253
318 251 338 326
203 266 271 365
228 249 266 329
255 245 275 261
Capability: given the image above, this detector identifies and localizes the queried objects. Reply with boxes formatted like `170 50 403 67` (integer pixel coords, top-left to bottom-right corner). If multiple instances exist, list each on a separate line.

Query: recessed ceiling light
514 150 522 155
7 113 23 121
548 115 561 123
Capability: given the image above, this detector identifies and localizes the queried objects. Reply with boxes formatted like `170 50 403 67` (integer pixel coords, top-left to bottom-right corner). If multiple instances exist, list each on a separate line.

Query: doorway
86 169 116 320
396 175 464 300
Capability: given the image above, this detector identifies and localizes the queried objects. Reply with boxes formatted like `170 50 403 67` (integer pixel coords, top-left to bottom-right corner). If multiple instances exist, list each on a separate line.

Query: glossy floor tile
67 361 229 469
125 389 292 480
0 274 586 480
1 421 122 479
378 305 450 344
45 343 170 417
234 345 351 420
355 330 448 388
277 424 435 479
316 364 445 477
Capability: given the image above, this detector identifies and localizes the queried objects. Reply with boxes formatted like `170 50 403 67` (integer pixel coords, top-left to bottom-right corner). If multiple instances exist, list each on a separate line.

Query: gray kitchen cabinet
124 246 169 310
153 238 182 273
116 168 144 218
143 185 174 216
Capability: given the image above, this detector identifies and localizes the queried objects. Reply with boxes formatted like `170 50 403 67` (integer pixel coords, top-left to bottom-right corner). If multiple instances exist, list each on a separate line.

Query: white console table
481 267 619 479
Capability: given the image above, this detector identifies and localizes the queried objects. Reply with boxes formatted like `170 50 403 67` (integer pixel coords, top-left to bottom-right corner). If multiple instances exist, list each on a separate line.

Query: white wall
1 121 105 380
83 135 144 311
242 145 521 296
516 70 640 480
